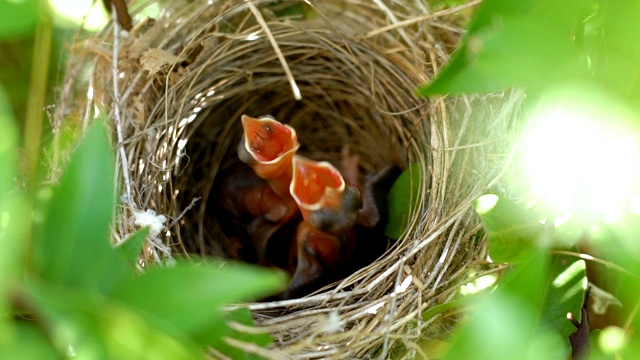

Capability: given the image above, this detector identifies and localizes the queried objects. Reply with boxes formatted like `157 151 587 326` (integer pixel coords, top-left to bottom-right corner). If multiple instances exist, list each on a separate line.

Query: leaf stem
23 1 53 188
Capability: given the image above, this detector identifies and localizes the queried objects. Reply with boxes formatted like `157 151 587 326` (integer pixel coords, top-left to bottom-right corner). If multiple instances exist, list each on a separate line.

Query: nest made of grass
53 0 524 358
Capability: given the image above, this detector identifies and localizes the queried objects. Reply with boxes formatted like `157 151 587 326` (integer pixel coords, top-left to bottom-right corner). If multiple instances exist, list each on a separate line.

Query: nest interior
54 0 523 358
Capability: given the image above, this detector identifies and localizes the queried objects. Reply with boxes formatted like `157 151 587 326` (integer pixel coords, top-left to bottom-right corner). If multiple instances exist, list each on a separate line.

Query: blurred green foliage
420 0 640 113
474 194 544 263
0 0 39 40
0 1 283 358
442 195 586 359
0 0 63 131
0 112 286 357
416 0 640 358
0 1 288 349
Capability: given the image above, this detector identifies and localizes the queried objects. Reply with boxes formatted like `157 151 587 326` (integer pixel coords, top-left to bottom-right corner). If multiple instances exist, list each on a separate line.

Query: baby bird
212 163 299 267
237 114 299 198
289 155 362 235
211 114 301 266
281 155 361 298
283 221 356 299
282 154 401 298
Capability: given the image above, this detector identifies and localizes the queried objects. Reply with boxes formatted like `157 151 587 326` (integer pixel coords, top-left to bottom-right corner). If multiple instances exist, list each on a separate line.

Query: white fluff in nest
133 209 167 238
319 311 345 334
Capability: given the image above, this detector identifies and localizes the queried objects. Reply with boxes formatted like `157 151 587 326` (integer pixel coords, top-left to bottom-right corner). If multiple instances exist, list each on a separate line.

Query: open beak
238 114 300 197
286 221 326 297
284 220 346 298
290 155 361 234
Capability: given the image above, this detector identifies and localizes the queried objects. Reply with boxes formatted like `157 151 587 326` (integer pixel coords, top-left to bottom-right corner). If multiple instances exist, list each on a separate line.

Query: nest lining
53 0 524 358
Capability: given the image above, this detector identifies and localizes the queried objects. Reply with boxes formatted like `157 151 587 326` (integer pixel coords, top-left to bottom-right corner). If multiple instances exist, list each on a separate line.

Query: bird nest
53 0 523 358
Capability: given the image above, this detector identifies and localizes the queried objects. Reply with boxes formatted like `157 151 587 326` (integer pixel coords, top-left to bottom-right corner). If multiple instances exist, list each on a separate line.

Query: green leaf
0 0 39 40
418 339 451 359
595 2 640 107
540 254 587 339
445 249 568 360
444 243 587 359
116 227 149 266
594 326 639 359
418 0 592 95
385 162 424 239
207 307 273 360
475 194 544 263
0 322 58 359
0 85 29 339
32 121 127 294
270 1 314 20
589 214 640 349
112 261 286 347
0 85 17 197
27 280 200 359
444 293 566 360
421 297 474 322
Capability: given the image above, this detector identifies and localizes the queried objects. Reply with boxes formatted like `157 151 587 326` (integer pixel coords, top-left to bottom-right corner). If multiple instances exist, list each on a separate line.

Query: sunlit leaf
385 162 424 239
474 194 544 262
101 300 200 359
32 121 127 294
112 261 286 346
541 254 587 339
596 326 637 359
589 215 640 351
444 241 586 359
595 2 640 107
444 249 568 360
418 0 592 95
444 293 566 360
116 227 150 266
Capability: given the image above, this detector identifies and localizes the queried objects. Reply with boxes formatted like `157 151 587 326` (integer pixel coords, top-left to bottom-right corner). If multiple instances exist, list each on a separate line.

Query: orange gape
282 155 362 297
238 115 300 198
283 221 357 299
241 115 294 162
290 155 361 235
290 156 343 207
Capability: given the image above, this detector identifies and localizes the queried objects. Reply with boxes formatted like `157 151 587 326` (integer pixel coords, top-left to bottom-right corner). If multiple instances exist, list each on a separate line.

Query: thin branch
167 196 200 228
246 0 302 100
364 0 482 39
111 8 134 206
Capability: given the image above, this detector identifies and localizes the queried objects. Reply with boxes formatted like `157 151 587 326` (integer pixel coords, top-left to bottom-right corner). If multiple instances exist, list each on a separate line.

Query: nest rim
53 0 524 358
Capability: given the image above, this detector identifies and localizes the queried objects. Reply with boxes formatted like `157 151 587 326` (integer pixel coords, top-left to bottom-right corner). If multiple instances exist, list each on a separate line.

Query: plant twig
245 0 302 100
364 0 482 39
111 8 134 206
